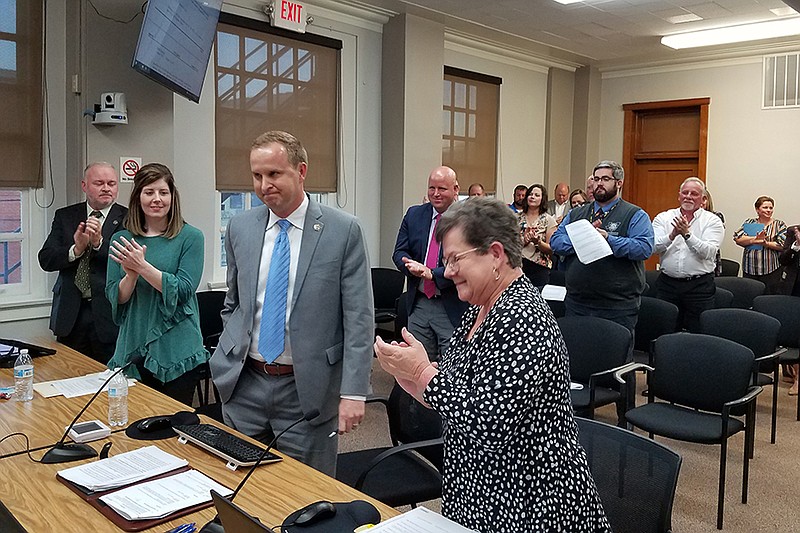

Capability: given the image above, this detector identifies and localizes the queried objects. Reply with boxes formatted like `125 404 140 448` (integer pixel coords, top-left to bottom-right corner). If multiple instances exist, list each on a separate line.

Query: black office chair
371 268 405 333
700 308 784 444
714 277 765 309
633 297 678 365
713 286 735 308
643 270 660 298
557 316 633 425
336 382 443 508
752 295 800 420
625 333 761 530
577 418 682 533
195 290 226 408
719 258 740 277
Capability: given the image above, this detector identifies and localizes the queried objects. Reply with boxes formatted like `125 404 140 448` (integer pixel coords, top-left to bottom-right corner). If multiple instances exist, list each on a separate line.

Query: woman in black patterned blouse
375 197 610 533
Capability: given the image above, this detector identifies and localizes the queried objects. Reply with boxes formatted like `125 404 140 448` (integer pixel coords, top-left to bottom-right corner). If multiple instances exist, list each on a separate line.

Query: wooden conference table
0 339 397 532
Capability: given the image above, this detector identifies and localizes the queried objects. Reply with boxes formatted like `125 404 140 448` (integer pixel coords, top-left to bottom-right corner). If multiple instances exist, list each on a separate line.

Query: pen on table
166 523 196 533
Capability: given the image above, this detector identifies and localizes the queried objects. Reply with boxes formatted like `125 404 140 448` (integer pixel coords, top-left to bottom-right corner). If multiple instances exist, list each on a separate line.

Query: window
0 190 22 286
214 13 341 193
442 67 501 192
763 53 800 109
0 0 43 188
218 191 262 267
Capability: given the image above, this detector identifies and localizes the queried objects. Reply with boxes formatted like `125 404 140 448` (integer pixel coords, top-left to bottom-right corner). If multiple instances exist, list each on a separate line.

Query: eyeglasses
442 247 479 269
591 176 617 183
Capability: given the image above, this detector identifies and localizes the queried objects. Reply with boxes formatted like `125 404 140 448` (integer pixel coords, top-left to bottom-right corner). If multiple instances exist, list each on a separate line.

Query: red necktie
423 214 441 298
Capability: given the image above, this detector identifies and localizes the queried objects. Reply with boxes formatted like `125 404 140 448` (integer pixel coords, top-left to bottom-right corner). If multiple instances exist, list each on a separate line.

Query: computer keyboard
173 424 281 470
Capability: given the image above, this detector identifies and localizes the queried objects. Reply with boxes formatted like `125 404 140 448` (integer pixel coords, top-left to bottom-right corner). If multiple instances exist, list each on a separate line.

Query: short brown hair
251 131 308 167
125 163 184 239
755 195 774 209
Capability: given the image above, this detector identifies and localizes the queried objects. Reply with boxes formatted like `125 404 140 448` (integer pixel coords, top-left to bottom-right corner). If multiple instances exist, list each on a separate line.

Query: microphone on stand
199 409 321 533
41 356 143 464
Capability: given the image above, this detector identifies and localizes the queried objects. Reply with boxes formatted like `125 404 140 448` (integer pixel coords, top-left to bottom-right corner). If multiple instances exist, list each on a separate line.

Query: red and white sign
119 157 142 183
270 0 308 33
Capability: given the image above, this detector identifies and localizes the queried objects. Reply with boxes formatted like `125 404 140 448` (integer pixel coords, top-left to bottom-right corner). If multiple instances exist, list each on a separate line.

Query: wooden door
622 98 710 270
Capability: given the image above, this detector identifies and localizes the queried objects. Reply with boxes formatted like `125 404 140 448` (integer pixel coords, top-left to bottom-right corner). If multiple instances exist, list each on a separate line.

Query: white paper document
99 469 232 521
369 507 477 532
57 445 188 492
34 372 136 398
565 219 612 265
540 284 567 301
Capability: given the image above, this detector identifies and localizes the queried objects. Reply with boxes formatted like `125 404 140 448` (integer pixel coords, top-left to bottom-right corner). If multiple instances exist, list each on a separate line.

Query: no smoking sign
119 157 142 182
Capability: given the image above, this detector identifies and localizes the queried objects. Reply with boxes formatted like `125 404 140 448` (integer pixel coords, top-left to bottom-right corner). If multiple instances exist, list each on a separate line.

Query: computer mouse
137 416 172 433
293 501 336 526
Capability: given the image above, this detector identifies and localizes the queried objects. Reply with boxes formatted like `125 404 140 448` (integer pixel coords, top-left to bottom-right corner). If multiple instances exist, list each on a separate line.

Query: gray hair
435 197 522 269
680 176 706 195
83 162 115 177
594 160 624 181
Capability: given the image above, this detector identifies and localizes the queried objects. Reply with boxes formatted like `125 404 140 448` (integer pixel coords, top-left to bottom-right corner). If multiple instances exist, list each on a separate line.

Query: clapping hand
109 236 147 274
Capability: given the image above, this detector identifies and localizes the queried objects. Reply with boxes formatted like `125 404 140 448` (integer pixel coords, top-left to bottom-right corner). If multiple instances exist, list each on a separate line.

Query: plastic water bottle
107 369 129 427
13 349 34 402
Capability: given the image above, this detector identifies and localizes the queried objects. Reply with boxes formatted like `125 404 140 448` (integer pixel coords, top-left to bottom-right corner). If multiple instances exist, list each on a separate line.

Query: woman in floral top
733 195 786 294
518 184 557 288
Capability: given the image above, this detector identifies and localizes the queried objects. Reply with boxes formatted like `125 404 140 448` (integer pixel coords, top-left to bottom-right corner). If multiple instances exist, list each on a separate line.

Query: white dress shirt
249 195 308 365
653 207 724 277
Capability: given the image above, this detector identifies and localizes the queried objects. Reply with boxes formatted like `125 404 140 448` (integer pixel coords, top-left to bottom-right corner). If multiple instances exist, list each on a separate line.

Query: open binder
57 466 228 532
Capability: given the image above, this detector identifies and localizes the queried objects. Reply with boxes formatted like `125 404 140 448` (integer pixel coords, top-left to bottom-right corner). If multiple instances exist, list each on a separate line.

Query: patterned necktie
423 214 441 299
75 210 102 298
592 208 605 223
258 219 291 363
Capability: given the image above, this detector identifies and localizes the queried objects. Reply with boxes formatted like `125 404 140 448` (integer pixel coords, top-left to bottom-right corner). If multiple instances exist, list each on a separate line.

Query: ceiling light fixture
552 0 584 5
662 17 800 49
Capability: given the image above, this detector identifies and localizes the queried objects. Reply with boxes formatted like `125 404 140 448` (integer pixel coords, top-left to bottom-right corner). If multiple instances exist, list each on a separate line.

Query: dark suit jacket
779 225 800 296
38 202 127 343
392 202 468 327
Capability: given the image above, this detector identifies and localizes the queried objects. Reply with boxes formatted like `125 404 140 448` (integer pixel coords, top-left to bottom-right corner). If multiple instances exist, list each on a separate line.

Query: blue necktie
258 219 291 363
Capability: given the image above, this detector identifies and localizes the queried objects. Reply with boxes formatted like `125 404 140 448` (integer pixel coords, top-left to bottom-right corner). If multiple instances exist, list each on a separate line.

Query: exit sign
270 0 308 33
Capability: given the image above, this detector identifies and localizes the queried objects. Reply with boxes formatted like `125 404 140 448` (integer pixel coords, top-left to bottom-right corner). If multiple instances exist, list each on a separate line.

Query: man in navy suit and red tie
393 166 468 361
38 163 127 363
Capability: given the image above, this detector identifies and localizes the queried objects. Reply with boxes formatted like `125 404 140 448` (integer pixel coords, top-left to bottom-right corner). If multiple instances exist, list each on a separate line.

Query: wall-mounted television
131 0 223 103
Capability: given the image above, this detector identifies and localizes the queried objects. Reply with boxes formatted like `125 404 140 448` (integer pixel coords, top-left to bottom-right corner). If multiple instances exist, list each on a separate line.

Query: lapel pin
313 223 322 232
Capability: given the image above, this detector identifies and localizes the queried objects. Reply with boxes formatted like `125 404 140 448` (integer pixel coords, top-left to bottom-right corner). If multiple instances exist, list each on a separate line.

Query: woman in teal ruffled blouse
106 163 208 405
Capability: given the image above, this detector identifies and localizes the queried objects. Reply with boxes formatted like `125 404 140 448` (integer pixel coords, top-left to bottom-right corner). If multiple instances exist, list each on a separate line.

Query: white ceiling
351 0 800 64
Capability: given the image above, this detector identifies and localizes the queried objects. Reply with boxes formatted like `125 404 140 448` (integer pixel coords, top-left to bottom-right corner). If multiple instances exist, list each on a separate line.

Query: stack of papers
99 470 232 520
58 446 187 492
369 507 477 532
34 371 136 399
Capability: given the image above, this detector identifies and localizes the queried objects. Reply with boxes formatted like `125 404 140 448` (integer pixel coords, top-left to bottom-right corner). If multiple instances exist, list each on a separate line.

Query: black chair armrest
754 347 787 364
723 386 763 412
203 332 221 350
612 362 654 384
354 438 444 489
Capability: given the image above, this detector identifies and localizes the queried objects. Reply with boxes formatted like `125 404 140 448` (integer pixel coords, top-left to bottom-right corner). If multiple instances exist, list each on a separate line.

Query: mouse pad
280 500 379 533
125 411 200 441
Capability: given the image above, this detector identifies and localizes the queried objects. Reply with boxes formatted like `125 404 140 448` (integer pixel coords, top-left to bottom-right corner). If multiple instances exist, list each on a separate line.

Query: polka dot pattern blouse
424 276 611 533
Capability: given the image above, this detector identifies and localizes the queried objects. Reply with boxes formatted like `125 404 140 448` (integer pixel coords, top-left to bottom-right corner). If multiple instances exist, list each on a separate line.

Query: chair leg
717 439 727 530
771 366 778 444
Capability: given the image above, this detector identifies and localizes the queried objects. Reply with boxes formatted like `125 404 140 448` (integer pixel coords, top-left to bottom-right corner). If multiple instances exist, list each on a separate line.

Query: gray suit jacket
209 196 374 424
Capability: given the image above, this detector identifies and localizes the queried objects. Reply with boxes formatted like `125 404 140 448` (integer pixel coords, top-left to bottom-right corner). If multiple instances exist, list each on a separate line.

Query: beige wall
599 57 800 261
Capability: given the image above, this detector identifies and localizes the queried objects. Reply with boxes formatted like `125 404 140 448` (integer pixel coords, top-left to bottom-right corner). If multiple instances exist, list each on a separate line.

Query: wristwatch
682 233 690 240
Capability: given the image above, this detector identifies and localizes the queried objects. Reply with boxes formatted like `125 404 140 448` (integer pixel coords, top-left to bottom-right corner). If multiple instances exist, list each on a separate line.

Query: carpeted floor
339 359 800 532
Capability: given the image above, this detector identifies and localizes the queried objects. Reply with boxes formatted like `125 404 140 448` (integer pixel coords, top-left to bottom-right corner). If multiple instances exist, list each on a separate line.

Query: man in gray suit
209 131 374 475
547 182 571 224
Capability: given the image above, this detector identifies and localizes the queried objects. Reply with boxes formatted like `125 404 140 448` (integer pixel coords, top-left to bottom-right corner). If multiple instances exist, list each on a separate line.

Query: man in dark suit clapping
38 163 127 363
393 166 468 361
